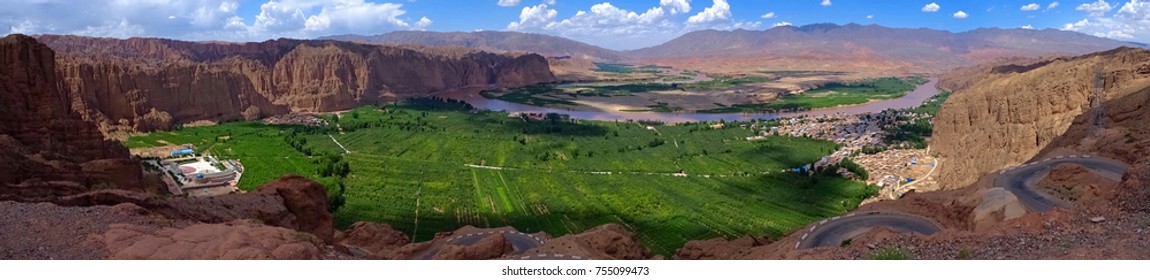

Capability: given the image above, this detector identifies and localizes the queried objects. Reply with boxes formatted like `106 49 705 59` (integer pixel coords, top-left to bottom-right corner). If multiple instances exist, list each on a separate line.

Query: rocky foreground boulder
253 175 334 244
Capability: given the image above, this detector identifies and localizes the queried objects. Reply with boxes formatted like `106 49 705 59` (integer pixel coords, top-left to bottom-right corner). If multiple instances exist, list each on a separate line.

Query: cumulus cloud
1 0 432 41
1077 0 1115 16
761 12 776 19
866 14 874 19
507 0 760 49
507 4 558 30
498 0 522 7
1021 24 1035 29
1022 3 1041 11
413 17 433 31
953 10 969 19
774 21 793 27
1063 0 1150 41
1047 1 1060 11
922 3 940 12
687 0 732 25
821 0 832 7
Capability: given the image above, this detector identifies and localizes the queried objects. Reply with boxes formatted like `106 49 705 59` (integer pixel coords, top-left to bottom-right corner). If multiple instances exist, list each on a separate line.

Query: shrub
867 247 914 260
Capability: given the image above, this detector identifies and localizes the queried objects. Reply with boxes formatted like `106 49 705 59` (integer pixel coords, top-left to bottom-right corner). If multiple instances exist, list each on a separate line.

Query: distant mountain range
320 31 626 62
324 23 1139 72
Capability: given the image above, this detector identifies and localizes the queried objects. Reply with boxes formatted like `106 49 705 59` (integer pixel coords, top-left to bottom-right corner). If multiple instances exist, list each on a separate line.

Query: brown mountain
0 34 144 200
321 31 626 62
627 23 1137 72
34 35 555 135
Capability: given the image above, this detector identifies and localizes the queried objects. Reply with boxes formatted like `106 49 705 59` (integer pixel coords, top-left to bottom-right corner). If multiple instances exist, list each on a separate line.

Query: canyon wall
933 47 1150 189
0 34 143 200
34 35 556 135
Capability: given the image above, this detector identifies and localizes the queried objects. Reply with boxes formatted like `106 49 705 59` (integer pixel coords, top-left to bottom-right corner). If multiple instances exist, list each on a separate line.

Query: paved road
795 212 942 250
995 155 1128 213
417 230 544 259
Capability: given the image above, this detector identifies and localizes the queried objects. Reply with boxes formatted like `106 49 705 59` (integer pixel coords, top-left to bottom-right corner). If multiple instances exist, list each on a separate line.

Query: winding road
995 155 1128 213
794 212 942 250
417 230 544 259
793 154 1129 250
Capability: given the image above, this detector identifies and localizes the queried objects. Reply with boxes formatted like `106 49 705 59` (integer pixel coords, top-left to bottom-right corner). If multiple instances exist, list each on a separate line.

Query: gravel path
0 201 184 259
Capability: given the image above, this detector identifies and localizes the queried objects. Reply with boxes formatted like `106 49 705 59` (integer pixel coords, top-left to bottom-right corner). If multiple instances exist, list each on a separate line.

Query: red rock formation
338 222 411 259
34 35 556 134
254 175 335 244
88 221 326 260
527 224 653 260
0 34 143 201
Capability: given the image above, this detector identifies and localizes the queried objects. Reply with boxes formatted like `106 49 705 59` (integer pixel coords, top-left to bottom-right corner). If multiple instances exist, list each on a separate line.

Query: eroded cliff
34 35 555 136
933 47 1150 189
0 34 144 199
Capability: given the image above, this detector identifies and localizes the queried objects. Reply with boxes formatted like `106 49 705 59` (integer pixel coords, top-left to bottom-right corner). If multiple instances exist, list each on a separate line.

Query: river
436 78 941 124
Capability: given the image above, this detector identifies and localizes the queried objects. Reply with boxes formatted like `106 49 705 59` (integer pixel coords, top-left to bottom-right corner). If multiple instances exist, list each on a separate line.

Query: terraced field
126 100 875 255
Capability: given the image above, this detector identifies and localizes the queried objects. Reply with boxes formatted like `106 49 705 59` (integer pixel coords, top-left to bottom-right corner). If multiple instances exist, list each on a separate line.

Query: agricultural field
124 122 335 190
698 76 929 113
126 100 876 255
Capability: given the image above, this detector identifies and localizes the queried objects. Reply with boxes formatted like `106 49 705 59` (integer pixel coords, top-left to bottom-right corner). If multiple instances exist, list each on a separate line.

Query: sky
2 0 1149 50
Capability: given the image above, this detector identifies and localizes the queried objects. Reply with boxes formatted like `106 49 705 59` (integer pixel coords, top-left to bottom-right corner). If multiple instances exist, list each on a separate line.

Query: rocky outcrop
674 235 771 260
33 35 556 135
933 47 1150 189
54 175 336 245
253 175 334 244
0 34 143 200
337 222 411 259
527 224 653 260
88 221 326 260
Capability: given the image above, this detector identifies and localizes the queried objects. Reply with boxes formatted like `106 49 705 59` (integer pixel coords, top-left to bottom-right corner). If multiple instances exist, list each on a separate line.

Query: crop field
699 76 929 113
127 100 875 255
124 122 331 190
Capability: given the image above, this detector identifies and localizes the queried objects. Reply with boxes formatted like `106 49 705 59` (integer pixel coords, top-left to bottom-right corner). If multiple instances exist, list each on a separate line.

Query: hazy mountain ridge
627 24 1137 72
321 31 627 62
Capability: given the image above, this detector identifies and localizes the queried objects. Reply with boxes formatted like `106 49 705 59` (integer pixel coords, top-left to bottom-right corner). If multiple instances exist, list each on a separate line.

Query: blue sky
3 0 1148 50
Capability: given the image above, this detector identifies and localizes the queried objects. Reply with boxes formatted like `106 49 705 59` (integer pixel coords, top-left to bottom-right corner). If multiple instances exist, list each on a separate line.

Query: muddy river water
436 78 940 123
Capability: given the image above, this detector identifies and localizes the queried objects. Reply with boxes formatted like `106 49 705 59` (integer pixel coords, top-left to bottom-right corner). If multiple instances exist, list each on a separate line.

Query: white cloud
1062 0 1150 42
506 0 761 49
1 0 432 41
953 10 969 19
1077 0 1115 16
687 0 732 25
922 3 940 12
761 12 776 19
413 17 432 31
821 0 832 7
544 0 556 4
1021 24 1034 29
498 0 522 7
661 0 692 15
1022 3 1041 11
866 14 874 19
1047 1 1060 11
774 21 793 27
507 4 558 30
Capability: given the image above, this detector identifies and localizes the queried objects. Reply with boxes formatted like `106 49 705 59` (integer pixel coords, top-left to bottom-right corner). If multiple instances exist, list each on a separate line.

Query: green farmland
126 99 875 255
699 76 929 113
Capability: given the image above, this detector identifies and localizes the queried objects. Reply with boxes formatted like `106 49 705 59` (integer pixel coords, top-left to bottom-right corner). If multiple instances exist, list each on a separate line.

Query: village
136 146 245 197
749 109 940 202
